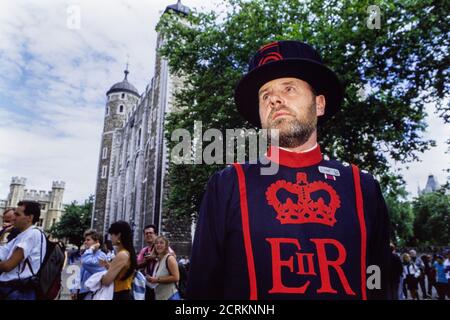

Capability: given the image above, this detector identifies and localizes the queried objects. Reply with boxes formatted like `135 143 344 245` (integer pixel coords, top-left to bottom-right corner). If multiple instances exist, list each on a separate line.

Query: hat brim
234 58 344 127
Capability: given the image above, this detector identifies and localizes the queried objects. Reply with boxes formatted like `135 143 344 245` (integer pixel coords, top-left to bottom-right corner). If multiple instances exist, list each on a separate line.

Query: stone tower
91 1 193 255
45 181 65 229
92 67 140 234
153 1 192 254
7 177 26 208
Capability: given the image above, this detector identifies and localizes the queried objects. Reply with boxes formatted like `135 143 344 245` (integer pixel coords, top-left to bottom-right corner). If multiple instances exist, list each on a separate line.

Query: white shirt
0 226 47 282
84 270 114 300
402 263 420 279
444 259 450 280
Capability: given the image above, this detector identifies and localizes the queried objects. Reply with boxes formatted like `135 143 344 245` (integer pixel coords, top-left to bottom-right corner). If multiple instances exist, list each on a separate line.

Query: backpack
165 256 188 299
177 262 188 299
25 229 66 300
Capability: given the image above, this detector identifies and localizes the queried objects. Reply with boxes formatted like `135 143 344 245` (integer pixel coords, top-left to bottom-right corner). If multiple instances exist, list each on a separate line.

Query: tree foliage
157 0 449 220
48 195 94 248
411 189 450 246
385 186 414 246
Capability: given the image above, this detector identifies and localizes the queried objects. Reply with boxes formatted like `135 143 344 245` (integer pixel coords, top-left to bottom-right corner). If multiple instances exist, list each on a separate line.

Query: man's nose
268 92 284 109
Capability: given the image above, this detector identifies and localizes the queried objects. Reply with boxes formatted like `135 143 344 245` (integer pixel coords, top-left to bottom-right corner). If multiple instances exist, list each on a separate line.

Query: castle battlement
11 177 26 185
52 181 65 189
4 177 65 230
23 189 51 200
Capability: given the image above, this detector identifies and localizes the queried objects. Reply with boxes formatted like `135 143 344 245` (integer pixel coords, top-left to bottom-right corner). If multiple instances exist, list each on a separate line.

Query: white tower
92 67 140 234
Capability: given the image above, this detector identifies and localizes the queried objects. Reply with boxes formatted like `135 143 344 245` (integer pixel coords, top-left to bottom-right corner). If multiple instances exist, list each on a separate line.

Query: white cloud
0 0 447 205
0 0 220 203
389 103 450 199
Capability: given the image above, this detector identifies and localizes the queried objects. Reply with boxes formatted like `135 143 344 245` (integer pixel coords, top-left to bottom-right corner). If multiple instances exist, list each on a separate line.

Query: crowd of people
390 244 450 300
0 203 447 300
0 203 189 300
67 222 189 300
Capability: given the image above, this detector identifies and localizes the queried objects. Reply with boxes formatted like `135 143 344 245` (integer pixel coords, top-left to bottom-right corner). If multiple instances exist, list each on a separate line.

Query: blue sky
0 0 448 204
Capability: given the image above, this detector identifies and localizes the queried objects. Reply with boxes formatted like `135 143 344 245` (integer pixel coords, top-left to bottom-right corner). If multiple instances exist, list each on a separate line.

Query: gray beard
269 120 315 148
267 103 317 149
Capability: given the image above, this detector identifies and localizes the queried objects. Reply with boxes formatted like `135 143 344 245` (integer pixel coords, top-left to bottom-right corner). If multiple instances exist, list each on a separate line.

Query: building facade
92 1 192 255
0 177 65 229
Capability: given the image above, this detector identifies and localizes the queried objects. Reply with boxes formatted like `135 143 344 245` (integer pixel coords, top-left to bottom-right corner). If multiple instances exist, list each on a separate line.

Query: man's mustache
268 105 294 120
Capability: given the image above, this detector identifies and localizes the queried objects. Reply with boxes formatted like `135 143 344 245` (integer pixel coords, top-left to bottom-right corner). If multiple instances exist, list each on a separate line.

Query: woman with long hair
147 235 180 300
100 221 137 300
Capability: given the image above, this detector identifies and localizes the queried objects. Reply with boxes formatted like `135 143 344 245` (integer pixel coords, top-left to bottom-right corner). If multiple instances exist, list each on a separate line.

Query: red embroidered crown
265 172 341 226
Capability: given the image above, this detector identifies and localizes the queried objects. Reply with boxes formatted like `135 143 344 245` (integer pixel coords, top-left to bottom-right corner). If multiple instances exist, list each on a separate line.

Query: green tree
157 0 449 220
48 195 94 248
385 186 414 246
412 189 450 246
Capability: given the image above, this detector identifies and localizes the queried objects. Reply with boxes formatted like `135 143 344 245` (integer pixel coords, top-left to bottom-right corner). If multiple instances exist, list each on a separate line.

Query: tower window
137 128 141 147
121 93 125 99
102 147 108 159
119 105 124 113
101 165 108 179
106 106 110 116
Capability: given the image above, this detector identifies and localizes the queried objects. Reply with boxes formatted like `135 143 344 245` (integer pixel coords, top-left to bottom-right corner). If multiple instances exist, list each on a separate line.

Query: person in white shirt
402 253 420 300
445 251 450 278
0 201 46 300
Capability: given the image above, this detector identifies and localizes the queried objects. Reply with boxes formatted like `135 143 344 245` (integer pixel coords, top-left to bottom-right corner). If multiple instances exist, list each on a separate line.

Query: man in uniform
187 40 390 300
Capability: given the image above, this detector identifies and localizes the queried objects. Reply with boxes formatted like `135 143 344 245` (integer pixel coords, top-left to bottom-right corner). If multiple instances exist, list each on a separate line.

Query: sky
0 0 448 205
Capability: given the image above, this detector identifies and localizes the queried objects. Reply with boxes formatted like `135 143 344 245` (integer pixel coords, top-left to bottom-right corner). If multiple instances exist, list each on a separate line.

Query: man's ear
316 95 326 116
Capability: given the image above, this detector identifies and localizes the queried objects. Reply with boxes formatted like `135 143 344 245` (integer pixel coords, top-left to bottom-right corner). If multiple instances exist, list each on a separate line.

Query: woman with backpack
402 253 420 300
100 221 137 300
147 235 180 300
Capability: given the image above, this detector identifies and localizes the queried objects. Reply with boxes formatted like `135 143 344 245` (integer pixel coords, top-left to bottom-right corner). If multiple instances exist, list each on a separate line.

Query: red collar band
266 144 323 168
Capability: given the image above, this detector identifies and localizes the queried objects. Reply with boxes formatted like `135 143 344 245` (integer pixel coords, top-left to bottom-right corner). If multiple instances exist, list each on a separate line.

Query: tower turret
7 177 26 207
45 180 65 229
93 67 140 233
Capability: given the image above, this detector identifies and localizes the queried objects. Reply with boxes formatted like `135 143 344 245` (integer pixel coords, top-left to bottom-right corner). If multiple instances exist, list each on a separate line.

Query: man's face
2 210 15 228
13 205 33 231
258 77 325 148
144 227 156 245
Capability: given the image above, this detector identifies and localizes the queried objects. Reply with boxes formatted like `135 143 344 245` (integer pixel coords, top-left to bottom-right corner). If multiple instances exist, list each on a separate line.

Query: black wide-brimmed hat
234 40 344 127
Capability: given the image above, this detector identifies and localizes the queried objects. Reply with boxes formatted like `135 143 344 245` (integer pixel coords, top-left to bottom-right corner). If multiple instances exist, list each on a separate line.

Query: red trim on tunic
351 164 367 300
232 163 258 300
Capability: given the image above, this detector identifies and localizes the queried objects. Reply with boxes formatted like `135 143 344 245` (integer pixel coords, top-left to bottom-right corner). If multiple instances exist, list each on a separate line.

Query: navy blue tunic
187 145 390 300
